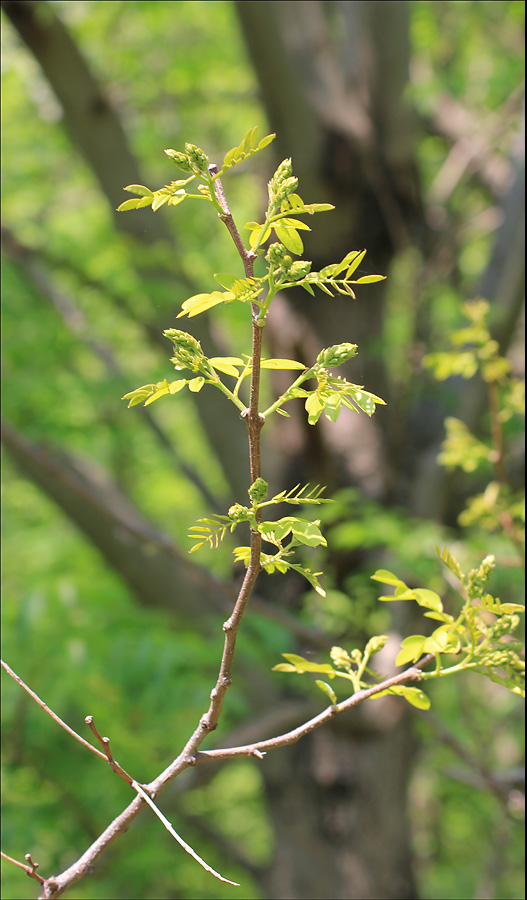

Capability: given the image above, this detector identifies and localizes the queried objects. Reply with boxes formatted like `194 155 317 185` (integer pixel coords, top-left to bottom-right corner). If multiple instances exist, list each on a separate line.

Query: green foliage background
1 2 524 899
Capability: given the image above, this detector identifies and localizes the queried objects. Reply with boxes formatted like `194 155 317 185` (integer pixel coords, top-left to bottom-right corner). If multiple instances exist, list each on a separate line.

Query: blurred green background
1 2 524 899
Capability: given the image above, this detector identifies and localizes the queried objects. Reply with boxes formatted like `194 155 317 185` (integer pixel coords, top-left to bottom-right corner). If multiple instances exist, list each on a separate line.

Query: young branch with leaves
2 129 524 898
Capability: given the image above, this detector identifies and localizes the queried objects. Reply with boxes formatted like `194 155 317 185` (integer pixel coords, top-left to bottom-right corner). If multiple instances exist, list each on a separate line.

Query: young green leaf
117 196 153 211
178 291 236 318
372 685 431 710
315 681 338 705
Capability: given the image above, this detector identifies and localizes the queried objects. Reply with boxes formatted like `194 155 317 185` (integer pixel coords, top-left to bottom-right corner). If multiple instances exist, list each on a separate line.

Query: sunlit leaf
372 685 431 710
123 184 154 197
315 680 338 705
371 570 405 587
260 358 306 370
274 225 303 255
208 357 243 377
188 377 205 393
353 274 386 284
117 196 153 211
395 635 427 666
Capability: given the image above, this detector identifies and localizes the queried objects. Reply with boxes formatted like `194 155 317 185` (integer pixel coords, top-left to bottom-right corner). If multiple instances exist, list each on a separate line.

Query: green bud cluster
288 260 312 281
479 650 514 668
364 635 389 656
488 613 520 639
330 646 352 669
164 328 209 372
228 503 252 522
266 243 288 266
248 477 269 503
316 343 358 369
185 142 209 174
269 158 298 203
165 149 193 172
164 144 209 175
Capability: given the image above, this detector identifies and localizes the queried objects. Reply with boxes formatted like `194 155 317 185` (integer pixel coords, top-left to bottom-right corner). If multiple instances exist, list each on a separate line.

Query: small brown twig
84 716 135 786
1 851 45 885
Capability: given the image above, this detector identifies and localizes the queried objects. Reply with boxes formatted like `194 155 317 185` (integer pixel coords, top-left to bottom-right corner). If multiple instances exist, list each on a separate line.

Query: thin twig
194 656 435 762
84 716 135 786
24 655 435 898
131 782 240 886
1 660 107 763
1 851 45 885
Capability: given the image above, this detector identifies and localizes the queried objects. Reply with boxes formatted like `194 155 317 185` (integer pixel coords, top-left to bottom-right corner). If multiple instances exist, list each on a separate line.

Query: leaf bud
330 646 352 669
266 243 287 266
164 328 205 371
184 142 209 173
269 159 296 202
489 613 520 638
164 149 193 172
316 343 358 369
248 477 269 504
228 503 252 522
275 176 299 202
364 635 389 656
288 260 312 281
273 158 293 183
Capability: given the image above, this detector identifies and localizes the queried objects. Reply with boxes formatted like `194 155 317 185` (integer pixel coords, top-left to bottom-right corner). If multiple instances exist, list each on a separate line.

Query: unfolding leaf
305 392 326 425
144 381 170 406
395 635 426 665
436 546 463 580
152 194 170 211
412 589 443 612
316 680 338 705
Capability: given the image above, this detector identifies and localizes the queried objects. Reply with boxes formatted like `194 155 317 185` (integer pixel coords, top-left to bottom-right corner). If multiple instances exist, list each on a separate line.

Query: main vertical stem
177 168 265 741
